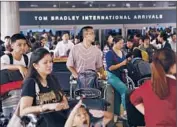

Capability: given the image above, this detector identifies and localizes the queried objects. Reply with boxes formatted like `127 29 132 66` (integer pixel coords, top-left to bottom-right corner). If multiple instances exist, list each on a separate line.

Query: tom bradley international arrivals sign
20 9 176 25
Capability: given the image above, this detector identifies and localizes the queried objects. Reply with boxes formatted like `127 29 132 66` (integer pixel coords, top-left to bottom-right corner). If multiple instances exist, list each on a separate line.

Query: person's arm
67 66 78 79
108 60 126 71
64 100 82 127
105 51 127 71
20 79 47 116
20 79 67 116
1 55 27 78
20 96 44 116
135 103 145 115
66 46 78 78
130 83 146 115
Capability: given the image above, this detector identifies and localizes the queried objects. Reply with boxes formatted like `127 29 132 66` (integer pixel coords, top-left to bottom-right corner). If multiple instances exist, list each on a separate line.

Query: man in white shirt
54 32 74 58
1 34 28 78
169 33 176 52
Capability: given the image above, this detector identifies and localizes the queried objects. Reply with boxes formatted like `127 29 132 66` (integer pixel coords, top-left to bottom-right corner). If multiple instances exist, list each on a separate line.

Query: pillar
1 1 20 41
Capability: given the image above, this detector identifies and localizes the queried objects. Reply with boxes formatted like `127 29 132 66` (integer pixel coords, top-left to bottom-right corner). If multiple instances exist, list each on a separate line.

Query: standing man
158 32 172 49
66 26 106 79
54 32 74 58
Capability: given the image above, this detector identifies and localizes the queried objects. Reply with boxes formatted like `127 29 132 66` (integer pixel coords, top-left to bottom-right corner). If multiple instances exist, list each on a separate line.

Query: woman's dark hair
26 48 50 81
113 35 123 44
104 35 113 49
25 48 63 101
132 48 142 58
151 48 176 99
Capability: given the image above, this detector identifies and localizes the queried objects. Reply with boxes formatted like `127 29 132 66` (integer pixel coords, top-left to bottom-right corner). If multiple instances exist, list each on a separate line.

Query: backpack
7 53 29 67
134 47 149 62
133 59 151 78
126 62 141 84
0 54 28 95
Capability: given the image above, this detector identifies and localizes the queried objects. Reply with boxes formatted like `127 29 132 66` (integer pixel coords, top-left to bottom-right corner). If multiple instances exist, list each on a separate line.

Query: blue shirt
105 50 126 78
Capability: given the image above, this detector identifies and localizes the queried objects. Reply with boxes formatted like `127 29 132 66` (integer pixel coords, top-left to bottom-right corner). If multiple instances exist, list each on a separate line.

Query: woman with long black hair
20 48 69 127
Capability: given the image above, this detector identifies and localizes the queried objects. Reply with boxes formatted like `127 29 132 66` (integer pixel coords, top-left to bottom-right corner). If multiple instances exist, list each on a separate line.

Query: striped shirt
66 43 103 73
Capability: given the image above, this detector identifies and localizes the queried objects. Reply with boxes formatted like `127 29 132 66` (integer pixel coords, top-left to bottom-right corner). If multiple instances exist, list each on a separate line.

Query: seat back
75 70 102 99
52 72 71 96
125 90 145 126
77 69 99 89
0 70 23 95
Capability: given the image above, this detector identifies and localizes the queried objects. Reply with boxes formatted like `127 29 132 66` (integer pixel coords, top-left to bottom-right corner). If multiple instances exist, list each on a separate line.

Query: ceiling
19 1 176 8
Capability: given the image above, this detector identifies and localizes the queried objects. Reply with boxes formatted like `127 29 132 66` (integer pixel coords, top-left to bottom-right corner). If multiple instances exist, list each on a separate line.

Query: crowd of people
0 26 176 127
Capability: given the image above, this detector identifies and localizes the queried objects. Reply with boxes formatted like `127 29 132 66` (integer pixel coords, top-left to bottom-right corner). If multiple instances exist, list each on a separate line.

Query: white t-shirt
1 54 28 70
169 39 176 52
54 40 74 57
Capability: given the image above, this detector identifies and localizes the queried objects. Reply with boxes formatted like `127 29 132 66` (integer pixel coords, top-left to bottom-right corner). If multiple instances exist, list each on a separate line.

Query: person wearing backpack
131 48 151 80
1 33 29 78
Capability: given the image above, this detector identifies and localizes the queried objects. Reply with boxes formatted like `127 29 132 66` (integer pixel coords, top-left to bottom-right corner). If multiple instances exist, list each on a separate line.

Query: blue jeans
107 71 128 115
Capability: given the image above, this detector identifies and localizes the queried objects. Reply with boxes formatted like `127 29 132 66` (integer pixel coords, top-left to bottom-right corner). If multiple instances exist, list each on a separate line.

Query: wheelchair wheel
125 76 136 90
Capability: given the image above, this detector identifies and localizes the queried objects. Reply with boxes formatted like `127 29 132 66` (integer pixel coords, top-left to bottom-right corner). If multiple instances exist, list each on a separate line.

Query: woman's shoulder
106 50 114 55
23 78 36 87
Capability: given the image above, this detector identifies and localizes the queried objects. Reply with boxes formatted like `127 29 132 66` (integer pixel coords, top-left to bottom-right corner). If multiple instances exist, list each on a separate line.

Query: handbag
7 82 40 127
7 101 23 127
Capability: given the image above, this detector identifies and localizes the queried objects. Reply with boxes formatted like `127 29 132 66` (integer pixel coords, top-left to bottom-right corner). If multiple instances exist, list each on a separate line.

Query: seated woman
65 100 113 127
105 35 129 119
130 48 176 127
20 48 69 127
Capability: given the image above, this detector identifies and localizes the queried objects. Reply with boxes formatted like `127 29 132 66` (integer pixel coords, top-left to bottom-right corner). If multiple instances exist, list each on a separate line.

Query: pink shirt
66 43 103 73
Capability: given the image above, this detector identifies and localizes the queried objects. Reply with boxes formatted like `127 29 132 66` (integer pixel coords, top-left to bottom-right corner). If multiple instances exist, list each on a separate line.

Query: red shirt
130 77 176 127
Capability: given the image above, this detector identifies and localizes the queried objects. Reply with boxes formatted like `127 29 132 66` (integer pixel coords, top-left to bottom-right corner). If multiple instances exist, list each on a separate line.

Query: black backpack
7 53 29 67
126 62 141 84
133 59 151 79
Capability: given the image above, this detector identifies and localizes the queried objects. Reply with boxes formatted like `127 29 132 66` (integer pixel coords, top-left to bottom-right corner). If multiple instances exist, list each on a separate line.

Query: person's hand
55 103 67 111
127 57 132 61
18 65 28 78
72 73 78 79
61 102 69 110
42 103 56 111
100 74 106 80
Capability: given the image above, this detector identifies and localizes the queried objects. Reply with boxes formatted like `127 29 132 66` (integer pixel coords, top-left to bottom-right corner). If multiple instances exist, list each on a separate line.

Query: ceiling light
30 4 38 7
53 4 57 7
112 4 116 7
65 2 69 4
139 3 143 7
107 4 111 7
89 4 92 7
126 3 130 7
72 5 76 8
153 4 156 7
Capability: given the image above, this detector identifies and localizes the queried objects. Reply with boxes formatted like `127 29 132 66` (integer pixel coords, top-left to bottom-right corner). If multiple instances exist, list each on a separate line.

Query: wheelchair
69 73 112 111
122 69 136 90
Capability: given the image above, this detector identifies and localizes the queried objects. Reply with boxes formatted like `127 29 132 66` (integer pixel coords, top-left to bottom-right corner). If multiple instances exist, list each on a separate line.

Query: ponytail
151 61 169 99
